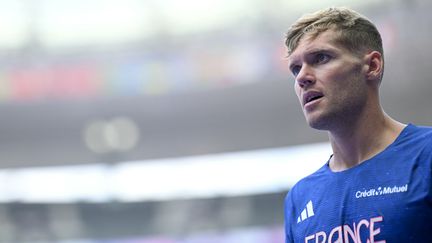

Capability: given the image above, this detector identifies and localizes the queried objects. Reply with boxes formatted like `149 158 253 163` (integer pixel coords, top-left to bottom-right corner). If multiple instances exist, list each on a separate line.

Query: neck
328 107 405 172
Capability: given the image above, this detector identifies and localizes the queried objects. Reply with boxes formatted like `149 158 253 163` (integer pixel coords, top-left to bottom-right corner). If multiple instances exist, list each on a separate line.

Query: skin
287 29 405 172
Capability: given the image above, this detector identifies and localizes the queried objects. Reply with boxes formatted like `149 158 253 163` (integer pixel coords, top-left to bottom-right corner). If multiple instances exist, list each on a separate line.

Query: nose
295 65 315 88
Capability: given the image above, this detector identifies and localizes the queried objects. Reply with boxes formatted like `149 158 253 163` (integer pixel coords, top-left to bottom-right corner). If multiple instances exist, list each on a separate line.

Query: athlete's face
287 30 369 130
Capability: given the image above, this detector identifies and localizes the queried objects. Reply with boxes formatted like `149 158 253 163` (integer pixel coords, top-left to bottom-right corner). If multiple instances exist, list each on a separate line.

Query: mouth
303 91 324 106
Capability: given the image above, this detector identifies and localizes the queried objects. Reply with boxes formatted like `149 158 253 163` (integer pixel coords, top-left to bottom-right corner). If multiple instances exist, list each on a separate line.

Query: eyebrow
288 47 336 68
304 47 336 57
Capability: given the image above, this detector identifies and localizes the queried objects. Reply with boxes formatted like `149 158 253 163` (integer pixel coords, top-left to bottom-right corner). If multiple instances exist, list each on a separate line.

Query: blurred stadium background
0 0 431 242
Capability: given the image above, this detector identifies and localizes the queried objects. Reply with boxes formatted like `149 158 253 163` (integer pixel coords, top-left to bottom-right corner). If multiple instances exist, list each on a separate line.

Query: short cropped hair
285 7 383 59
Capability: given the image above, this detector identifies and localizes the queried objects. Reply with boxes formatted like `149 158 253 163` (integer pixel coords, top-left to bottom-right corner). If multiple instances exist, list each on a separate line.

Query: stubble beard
305 86 368 132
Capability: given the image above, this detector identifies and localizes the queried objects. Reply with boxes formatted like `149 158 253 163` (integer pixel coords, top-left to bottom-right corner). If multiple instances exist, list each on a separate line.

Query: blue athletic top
284 124 432 243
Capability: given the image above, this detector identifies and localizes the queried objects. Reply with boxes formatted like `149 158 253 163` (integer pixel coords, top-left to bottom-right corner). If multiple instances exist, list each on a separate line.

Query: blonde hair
285 7 383 58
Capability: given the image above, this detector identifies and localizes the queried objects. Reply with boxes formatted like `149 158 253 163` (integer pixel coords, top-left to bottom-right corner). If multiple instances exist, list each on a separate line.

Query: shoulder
284 163 330 236
409 124 432 148
395 124 432 166
416 125 432 159
416 124 432 146
284 164 328 233
395 124 432 150
402 124 432 140
285 164 328 204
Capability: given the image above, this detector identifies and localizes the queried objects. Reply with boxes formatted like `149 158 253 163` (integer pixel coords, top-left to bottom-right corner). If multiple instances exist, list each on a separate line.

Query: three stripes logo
297 200 314 223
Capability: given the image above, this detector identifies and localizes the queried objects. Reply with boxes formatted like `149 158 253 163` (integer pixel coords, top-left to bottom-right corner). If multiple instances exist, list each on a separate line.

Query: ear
364 51 384 83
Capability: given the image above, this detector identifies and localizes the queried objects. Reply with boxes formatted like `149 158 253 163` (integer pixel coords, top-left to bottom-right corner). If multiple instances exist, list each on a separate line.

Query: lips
302 91 324 106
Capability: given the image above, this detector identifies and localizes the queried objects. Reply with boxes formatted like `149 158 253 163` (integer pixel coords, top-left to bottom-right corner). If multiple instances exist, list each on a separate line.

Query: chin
305 115 331 131
308 121 329 130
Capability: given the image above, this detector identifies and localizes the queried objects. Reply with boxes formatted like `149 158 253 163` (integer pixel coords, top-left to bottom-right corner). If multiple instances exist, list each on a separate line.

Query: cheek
327 74 365 104
323 66 361 89
294 84 301 101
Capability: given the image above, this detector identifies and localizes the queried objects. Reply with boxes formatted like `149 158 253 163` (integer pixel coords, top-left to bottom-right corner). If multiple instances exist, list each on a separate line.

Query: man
284 7 432 243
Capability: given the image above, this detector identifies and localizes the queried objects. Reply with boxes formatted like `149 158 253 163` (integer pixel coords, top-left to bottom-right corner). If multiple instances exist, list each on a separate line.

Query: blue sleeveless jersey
284 124 432 243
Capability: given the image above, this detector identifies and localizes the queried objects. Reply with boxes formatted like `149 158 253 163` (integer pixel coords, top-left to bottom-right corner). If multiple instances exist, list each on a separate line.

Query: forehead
287 30 342 64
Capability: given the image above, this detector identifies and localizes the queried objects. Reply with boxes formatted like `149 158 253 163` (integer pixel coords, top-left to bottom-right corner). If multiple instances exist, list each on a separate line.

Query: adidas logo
297 200 314 223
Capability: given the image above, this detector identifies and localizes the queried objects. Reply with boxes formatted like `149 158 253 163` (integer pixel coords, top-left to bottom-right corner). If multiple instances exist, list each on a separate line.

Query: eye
291 65 301 77
315 53 330 64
